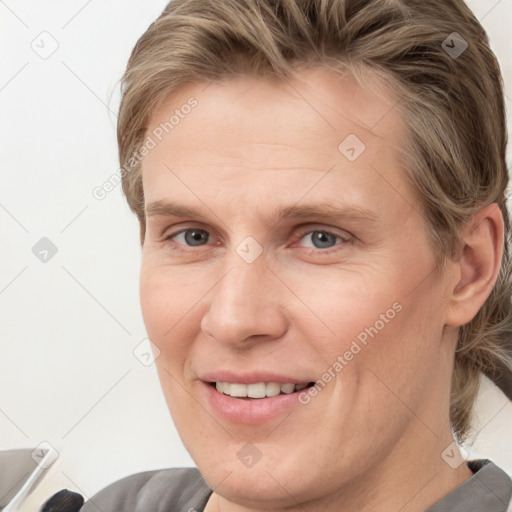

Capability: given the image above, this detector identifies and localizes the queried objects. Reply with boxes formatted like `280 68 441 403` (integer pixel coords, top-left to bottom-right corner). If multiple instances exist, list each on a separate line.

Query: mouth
210 381 315 399
201 373 318 423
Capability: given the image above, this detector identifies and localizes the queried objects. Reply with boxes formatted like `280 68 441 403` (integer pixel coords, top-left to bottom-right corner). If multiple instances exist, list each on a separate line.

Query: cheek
139 266 188 376
277 263 401 346
139 263 196 337
140 267 200 422
139 269 168 341
285 258 443 382
346 282 447 424
139 263 213 384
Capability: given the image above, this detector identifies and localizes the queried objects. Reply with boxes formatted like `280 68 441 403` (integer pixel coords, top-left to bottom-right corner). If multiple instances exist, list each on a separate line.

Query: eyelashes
162 226 352 255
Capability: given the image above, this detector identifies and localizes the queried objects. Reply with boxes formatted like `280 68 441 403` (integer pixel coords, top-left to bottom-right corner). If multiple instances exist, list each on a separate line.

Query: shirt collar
425 459 512 512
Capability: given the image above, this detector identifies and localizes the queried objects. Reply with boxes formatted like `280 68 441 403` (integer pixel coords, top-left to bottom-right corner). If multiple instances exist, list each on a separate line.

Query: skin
138 67 503 512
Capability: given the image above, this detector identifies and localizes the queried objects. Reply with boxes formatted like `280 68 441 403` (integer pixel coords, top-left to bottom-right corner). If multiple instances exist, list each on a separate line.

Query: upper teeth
215 382 308 398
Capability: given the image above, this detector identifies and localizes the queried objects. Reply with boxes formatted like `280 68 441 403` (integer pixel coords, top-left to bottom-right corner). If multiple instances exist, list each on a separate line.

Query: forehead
146 67 403 150
141 67 411 217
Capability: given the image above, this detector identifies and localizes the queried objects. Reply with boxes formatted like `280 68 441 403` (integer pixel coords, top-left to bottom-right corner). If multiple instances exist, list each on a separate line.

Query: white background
1 0 511 510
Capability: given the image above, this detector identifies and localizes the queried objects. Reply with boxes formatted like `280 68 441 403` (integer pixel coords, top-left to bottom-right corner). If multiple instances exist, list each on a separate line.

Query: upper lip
201 371 314 385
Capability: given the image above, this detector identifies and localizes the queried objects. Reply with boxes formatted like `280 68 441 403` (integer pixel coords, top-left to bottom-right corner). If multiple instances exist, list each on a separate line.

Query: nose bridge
201 244 286 345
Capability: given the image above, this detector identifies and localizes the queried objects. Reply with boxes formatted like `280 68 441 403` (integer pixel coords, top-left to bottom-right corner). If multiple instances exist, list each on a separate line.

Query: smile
214 381 311 398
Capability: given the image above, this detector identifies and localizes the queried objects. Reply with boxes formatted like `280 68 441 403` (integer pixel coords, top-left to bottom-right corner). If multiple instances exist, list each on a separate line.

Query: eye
162 226 350 253
165 228 210 247
297 229 347 250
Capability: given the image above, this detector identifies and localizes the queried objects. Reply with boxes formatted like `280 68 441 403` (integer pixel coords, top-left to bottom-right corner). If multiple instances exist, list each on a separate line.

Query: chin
188 438 339 508
204 464 317 509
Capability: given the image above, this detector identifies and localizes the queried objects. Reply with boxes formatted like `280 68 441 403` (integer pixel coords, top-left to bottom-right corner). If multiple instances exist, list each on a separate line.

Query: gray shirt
80 459 511 512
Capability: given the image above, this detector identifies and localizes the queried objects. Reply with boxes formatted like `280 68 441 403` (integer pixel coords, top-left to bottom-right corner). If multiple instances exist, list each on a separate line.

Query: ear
445 203 505 327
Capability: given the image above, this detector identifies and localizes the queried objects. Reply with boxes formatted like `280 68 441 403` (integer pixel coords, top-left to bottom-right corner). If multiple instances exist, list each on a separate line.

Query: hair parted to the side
117 0 512 443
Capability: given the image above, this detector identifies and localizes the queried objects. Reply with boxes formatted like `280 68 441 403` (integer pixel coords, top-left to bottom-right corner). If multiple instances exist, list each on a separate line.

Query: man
47 0 512 510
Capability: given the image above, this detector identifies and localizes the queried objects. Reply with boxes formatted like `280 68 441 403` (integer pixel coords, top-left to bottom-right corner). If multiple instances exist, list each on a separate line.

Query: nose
200 251 288 348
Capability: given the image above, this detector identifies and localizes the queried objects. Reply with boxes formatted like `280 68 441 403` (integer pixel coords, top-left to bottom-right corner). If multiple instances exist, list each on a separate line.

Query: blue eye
298 230 342 250
167 228 209 246
163 227 348 254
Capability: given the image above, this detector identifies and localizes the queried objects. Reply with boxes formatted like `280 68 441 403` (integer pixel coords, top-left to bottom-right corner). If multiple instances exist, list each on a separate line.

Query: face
139 68 455 508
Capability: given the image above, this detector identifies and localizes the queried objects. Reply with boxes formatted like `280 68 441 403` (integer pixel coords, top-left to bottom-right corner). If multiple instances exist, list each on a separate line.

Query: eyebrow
145 199 379 225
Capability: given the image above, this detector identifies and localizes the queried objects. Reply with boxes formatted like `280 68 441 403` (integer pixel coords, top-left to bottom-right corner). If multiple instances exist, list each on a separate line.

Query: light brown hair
117 0 512 443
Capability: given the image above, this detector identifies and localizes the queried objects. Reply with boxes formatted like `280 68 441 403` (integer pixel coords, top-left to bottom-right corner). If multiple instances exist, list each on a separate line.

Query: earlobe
445 203 504 327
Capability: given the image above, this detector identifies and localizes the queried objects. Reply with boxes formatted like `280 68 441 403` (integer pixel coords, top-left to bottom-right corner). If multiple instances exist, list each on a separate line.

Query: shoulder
80 467 212 512
426 459 512 512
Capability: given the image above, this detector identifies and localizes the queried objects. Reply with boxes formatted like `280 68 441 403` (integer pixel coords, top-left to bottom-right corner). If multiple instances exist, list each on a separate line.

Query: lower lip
204 382 308 424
